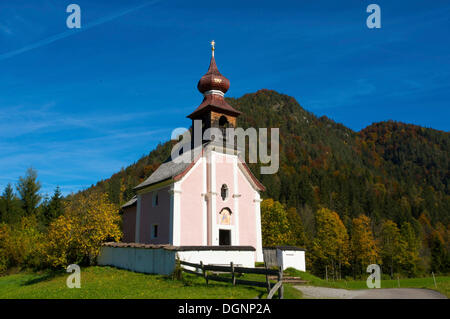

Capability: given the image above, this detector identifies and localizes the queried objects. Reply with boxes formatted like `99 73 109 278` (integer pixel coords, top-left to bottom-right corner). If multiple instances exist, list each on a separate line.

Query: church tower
187 41 241 142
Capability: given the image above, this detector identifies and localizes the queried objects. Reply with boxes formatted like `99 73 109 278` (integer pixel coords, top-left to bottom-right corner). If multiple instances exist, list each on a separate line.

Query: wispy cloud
0 98 175 195
0 101 178 138
0 125 169 196
0 0 163 61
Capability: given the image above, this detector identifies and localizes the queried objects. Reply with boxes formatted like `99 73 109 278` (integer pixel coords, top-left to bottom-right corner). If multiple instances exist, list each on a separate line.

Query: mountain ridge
76 89 449 227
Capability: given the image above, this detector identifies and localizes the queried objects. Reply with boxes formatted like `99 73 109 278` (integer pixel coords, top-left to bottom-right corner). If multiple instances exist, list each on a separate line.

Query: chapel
121 42 265 262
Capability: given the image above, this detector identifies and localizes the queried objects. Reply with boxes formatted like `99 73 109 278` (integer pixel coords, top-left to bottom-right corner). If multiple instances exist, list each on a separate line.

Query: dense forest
78 89 448 225
1 89 448 277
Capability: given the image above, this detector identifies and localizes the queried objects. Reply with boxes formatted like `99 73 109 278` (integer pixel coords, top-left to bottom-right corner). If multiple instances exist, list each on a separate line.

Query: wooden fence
179 260 284 299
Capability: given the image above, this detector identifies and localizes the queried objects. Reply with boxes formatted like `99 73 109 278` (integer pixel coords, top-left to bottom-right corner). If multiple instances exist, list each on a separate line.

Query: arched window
221 184 228 201
219 115 229 128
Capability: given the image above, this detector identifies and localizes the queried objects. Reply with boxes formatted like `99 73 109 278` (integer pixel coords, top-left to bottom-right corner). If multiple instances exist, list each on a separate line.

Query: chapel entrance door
219 229 231 246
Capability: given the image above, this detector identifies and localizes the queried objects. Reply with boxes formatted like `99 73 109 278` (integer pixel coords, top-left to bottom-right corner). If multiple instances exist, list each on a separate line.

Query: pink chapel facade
121 45 265 262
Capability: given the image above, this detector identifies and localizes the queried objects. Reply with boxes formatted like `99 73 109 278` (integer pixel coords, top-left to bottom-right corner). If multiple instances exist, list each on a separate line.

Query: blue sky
0 0 449 196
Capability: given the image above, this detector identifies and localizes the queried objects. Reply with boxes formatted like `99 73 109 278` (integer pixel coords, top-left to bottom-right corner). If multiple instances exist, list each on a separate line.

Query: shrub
0 217 45 271
171 259 184 281
0 253 7 274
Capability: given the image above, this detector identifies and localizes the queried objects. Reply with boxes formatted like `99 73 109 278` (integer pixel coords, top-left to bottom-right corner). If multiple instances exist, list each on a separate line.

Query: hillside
80 89 450 228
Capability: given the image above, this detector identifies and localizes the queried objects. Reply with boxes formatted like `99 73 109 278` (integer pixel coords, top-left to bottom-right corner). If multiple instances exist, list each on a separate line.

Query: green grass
284 268 450 298
4 266 444 299
0 266 302 299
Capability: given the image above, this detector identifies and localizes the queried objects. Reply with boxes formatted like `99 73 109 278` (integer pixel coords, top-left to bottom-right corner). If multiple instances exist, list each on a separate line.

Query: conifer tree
400 221 421 276
44 186 64 225
430 230 446 273
0 184 22 224
429 224 450 273
380 220 406 278
16 168 41 217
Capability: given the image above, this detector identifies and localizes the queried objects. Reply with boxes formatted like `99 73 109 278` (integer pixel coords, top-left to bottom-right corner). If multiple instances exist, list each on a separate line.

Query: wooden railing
179 260 284 299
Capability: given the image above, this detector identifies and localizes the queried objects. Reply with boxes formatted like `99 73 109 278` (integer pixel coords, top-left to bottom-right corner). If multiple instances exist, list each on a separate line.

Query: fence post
231 262 236 286
200 261 208 285
278 266 284 299
264 261 270 292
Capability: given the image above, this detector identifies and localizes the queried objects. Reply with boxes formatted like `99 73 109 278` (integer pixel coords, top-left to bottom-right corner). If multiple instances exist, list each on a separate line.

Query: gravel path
294 286 447 299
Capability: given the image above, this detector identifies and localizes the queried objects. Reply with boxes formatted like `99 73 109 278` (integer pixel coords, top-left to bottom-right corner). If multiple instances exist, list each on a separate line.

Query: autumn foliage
260 198 447 278
311 208 350 279
261 199 292 246
0 216 44 271
45 192 121 268
1 90 449 276
0 191 121 271
350 215 379 275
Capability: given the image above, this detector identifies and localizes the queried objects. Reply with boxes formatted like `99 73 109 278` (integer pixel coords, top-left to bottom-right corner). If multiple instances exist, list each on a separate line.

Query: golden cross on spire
211 40 215 57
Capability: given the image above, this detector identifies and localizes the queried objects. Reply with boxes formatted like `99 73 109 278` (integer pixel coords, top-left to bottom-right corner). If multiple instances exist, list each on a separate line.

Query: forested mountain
81 89 449 230
2 89 448 276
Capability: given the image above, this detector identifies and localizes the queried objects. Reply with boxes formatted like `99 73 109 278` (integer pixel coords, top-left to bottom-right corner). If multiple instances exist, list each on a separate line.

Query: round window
221 184 228 201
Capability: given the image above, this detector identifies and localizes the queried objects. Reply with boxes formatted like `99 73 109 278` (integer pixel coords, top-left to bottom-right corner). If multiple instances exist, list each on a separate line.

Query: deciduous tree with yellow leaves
350 214 379 277
45 192 121 268
312 207 350 280
261 199 292 246
286 207 308 247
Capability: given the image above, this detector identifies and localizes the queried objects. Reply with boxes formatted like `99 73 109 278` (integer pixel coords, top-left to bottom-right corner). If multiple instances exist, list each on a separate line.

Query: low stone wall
98 243 256 275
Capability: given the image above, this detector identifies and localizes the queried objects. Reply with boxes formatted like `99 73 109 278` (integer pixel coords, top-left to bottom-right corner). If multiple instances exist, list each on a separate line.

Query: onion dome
197 55 230 96
188 41 241 119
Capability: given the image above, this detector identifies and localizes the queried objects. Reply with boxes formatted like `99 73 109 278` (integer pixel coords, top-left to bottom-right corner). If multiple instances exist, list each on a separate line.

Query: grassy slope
285 269 450 297
2 266 446 299
0 266 302 299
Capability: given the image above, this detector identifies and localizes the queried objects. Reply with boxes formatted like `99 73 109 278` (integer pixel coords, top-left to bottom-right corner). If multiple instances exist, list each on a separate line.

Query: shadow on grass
21 270 64 286
162 273 268 299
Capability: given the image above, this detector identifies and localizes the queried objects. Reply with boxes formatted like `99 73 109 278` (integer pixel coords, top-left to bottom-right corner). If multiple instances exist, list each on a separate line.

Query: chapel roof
133 156 193 191
133 144 203 191
121 195 137 209
133 142 265 192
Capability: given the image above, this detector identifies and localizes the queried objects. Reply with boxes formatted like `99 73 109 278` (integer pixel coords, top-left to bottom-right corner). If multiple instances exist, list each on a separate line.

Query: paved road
294 286 447 299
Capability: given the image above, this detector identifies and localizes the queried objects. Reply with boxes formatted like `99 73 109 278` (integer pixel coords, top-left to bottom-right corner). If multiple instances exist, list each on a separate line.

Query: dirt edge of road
294 286 447 299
